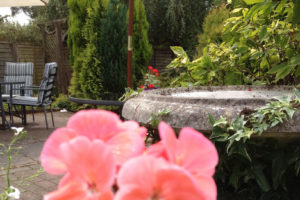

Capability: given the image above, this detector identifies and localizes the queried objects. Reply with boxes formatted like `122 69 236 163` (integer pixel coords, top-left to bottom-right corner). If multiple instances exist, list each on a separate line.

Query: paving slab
0 111 73 200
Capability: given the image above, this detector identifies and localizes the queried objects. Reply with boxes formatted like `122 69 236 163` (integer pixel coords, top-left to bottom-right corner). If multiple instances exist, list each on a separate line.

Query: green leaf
272 152 288 189
295 66 300 77
249 165 271 192
293 88 300 100
208 114 215 125
274 65 295 82
246 3 264 19
292 0 300 24
267 63 287 74
259 25 267 42
170 46 187 57
229 142 252 161
243 0 264 5
213 116 228 127
289 55 300 67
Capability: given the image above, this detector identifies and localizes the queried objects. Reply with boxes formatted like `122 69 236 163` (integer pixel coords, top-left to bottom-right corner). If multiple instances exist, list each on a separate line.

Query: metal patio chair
8 62 58 129
2 62 34 122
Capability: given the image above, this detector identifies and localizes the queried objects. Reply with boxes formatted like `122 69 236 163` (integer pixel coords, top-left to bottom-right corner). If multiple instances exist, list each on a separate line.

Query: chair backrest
4 62 34 96
37 62 58 104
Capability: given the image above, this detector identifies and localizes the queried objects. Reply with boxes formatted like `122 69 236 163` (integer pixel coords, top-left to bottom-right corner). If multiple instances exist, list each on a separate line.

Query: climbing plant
210 88 300 199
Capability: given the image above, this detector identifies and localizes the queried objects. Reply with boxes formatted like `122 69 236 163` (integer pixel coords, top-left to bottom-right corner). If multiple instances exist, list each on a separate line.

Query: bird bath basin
122 86 300 137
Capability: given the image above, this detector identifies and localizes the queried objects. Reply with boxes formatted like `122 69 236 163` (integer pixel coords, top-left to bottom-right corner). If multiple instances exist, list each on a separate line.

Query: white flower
11 127 24 136
6 186 20 199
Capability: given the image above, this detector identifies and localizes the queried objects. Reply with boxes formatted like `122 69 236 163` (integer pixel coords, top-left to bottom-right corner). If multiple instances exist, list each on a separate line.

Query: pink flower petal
67 110 121 141
118 121 147 137
158 122 178 163
44 181 114 200
60 137 116 191
40 128 77 175
114 185 149 200
156 167 205 200
107 132 145 166
194 175 218 200
117 156 167 193
146 141 168 160
116 156 205 200
178 127 219 176
43 181 88 200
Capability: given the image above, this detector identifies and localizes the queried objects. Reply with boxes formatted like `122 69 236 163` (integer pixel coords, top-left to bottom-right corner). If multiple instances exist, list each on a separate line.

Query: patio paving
0 111 73 199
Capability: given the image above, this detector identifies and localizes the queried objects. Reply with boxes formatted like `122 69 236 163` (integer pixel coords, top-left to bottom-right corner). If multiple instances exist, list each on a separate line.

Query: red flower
248 89 252 91
155 73 159 77
139 85 145 88
148 84 154 89
153 69 158 73
148 66 153 70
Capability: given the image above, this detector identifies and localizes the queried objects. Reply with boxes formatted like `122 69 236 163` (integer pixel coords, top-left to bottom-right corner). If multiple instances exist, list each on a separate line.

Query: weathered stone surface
122 86 300 136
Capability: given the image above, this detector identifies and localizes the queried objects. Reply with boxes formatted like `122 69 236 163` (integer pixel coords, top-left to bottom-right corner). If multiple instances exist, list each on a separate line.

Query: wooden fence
149 48 175 72
0 42 44 85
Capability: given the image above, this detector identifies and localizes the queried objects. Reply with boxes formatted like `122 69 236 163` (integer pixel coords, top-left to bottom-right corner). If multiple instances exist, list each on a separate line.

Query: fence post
55 21 65 93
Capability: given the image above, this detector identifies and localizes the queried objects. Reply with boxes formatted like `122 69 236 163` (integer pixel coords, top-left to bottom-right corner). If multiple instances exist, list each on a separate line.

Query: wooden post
55 21 64 93
127 0 134 88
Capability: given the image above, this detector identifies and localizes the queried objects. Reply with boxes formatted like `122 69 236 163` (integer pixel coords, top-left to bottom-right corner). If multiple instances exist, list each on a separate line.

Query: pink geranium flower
115 156 205 200
41 110 146 175
147 122 219 200
44 137 115 200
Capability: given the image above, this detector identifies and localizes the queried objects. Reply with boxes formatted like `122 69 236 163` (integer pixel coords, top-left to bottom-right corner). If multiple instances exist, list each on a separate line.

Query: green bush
0 21 42 44
166 0 300 87
196 3 230 56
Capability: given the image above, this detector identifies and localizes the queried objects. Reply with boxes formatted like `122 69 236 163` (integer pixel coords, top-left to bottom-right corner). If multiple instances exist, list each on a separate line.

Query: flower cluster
40 110 218 200
140 66 161 89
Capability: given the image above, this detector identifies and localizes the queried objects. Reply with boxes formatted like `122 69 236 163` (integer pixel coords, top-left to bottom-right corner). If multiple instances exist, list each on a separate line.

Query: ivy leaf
229 142 252 162
208 114 215 125
213 116 228 127
293 88 300 101
282 107 295 119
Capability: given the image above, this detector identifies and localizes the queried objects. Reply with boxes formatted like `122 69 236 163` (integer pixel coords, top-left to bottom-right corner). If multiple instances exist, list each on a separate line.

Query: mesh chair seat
10 96 41 106
2 94 17 100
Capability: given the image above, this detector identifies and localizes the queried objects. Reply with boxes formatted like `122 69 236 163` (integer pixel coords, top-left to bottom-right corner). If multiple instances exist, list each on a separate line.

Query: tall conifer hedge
68 0 152 99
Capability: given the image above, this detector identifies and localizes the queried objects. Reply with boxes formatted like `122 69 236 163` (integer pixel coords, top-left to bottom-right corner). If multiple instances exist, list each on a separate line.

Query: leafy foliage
143 0 212 54
11 0 68 22
167 0 300 87
0 21 42 44
119 87 144 102
210 89 300 199
149 109 171 128
196 3 230 56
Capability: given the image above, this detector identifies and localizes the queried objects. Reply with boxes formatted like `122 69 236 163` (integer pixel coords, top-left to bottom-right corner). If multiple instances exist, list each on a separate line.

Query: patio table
0 81 25 129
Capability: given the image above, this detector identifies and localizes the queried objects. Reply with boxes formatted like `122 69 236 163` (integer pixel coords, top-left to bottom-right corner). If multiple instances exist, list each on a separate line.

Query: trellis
40 18 72 94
